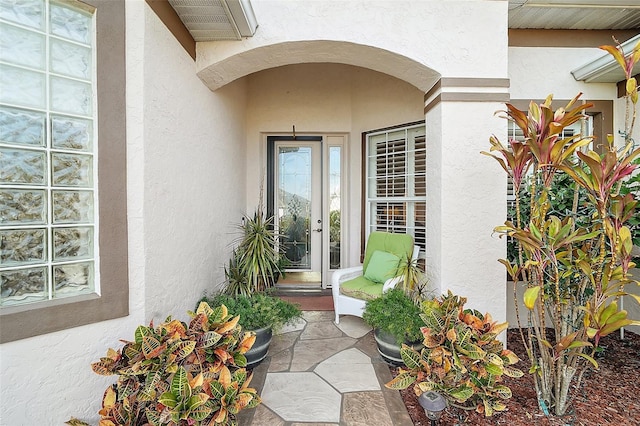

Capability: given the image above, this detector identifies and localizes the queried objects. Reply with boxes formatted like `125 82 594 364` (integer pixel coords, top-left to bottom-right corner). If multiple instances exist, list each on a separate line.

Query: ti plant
386 291 523 417
89 302 260 426
482 39 640 416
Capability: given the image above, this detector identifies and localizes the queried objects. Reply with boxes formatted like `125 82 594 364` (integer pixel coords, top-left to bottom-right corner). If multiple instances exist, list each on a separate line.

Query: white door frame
266 134 347 288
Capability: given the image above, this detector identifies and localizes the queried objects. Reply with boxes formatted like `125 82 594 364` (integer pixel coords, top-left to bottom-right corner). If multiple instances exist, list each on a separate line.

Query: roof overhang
571 34 640 83
168 0 258 41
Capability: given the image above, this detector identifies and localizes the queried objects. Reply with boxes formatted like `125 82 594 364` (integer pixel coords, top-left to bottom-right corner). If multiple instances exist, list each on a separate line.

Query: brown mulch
394 329 640 425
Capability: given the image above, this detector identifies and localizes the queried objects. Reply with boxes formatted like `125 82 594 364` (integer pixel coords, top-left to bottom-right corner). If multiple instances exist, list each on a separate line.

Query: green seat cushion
339 276 384 301
364 250 400 283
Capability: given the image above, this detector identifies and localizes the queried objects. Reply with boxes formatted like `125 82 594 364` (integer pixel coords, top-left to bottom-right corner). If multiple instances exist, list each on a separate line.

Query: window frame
361 121 426 261
0 0 128 343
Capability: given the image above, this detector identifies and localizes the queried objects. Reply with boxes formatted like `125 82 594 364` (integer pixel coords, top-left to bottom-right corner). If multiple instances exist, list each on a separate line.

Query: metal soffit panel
168 0 257 41
508 1 640 30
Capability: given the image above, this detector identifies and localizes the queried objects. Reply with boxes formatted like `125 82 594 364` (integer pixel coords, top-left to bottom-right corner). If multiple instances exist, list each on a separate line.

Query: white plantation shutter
365 123 426 253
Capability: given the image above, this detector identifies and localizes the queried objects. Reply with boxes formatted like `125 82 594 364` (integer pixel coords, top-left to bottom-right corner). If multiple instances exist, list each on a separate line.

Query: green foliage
484 43 640 416
235 209 282 294
395 254 430 301
329 209 341 243
224 202 283 297
385 291 522 417
362 288 424 344
198 292 302 333
88 302 260 426
507 172 593 264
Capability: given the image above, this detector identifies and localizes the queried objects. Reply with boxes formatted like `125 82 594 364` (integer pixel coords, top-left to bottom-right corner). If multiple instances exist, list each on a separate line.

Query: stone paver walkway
237 311 413 426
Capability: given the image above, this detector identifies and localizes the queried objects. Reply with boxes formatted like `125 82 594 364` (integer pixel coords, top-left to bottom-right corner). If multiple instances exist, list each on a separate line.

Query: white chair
332 231 419 324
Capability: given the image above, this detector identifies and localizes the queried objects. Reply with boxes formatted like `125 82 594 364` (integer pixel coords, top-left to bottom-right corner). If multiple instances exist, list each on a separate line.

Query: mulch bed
393 329 640 425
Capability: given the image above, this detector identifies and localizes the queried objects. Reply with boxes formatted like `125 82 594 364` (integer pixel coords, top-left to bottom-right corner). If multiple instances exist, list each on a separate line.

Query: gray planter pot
245 326 273 368
373 328 423 366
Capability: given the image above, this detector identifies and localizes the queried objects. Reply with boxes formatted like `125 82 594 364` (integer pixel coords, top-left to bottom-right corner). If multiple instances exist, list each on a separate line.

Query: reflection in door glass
329 146 341 269
278 146 311 269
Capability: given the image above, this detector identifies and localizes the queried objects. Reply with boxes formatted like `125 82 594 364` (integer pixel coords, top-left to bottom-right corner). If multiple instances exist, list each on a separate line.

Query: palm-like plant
234 209 281 294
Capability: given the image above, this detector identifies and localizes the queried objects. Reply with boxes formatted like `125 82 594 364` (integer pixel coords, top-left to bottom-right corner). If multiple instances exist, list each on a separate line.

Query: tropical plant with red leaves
484 39 640 417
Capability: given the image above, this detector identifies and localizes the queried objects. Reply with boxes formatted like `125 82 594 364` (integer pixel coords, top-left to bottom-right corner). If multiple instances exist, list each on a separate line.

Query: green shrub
362 288 423 344
199 292 302 333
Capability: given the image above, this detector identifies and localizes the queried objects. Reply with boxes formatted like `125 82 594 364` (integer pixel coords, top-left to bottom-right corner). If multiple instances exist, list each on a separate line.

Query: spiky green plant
386 291 522 417
234 209 281 294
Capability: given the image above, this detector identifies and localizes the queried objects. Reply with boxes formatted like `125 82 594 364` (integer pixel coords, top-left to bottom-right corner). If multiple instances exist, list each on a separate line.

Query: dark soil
394 329 640 425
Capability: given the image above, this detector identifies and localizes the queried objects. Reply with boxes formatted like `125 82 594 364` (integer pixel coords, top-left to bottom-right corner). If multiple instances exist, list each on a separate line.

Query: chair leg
334 312 340 324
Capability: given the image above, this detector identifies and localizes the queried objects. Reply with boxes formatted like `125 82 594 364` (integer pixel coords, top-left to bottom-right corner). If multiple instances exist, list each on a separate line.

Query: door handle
313 228 322 232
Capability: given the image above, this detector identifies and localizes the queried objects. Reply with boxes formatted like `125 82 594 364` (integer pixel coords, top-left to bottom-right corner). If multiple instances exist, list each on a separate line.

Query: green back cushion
339 232 414 301
363 250 400 283
362 232 414 272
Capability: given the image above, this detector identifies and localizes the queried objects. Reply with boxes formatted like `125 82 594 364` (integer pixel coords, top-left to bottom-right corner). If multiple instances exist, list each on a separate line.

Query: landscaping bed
395 328 640 425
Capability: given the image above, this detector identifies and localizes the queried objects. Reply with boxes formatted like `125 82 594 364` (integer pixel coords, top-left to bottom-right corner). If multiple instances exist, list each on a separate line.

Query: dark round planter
373 328 423 366
245 326 273 368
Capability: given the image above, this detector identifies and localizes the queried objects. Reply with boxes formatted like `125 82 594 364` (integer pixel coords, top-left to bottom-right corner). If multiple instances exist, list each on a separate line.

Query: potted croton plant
72 302 260 426
386 291 523 417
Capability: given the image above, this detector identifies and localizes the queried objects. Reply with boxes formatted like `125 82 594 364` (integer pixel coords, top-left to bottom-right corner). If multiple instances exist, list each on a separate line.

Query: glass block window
0 0 96 307
365 123 426 253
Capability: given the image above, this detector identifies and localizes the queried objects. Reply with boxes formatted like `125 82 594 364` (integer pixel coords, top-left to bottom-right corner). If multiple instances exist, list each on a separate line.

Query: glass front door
276 143 321 271
268 135 344 288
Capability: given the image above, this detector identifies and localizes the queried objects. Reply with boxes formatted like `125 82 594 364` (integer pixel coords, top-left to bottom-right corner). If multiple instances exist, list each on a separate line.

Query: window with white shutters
365 123 426 254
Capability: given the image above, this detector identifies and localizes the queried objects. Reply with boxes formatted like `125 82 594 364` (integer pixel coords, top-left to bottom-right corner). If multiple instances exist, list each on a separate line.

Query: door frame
266 135 346 288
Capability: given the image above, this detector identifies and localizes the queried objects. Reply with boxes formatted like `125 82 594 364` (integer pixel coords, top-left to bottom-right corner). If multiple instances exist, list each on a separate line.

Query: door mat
279 295 334 311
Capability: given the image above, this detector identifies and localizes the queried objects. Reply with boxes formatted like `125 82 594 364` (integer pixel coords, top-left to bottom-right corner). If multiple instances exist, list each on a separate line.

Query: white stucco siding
0 2 247 424
196 0 508 91
428 101 508 324
142 5 248 322
509 46 615 100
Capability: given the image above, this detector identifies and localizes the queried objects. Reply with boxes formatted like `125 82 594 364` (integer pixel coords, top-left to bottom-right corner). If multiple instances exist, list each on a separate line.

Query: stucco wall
196 0 507 90
0 3 247 424
141 4 247 321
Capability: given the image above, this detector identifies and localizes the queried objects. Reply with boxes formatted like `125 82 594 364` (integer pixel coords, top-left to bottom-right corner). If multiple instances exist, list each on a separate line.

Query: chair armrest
332 266 363 287
411 245 420 261
382 275 402 293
